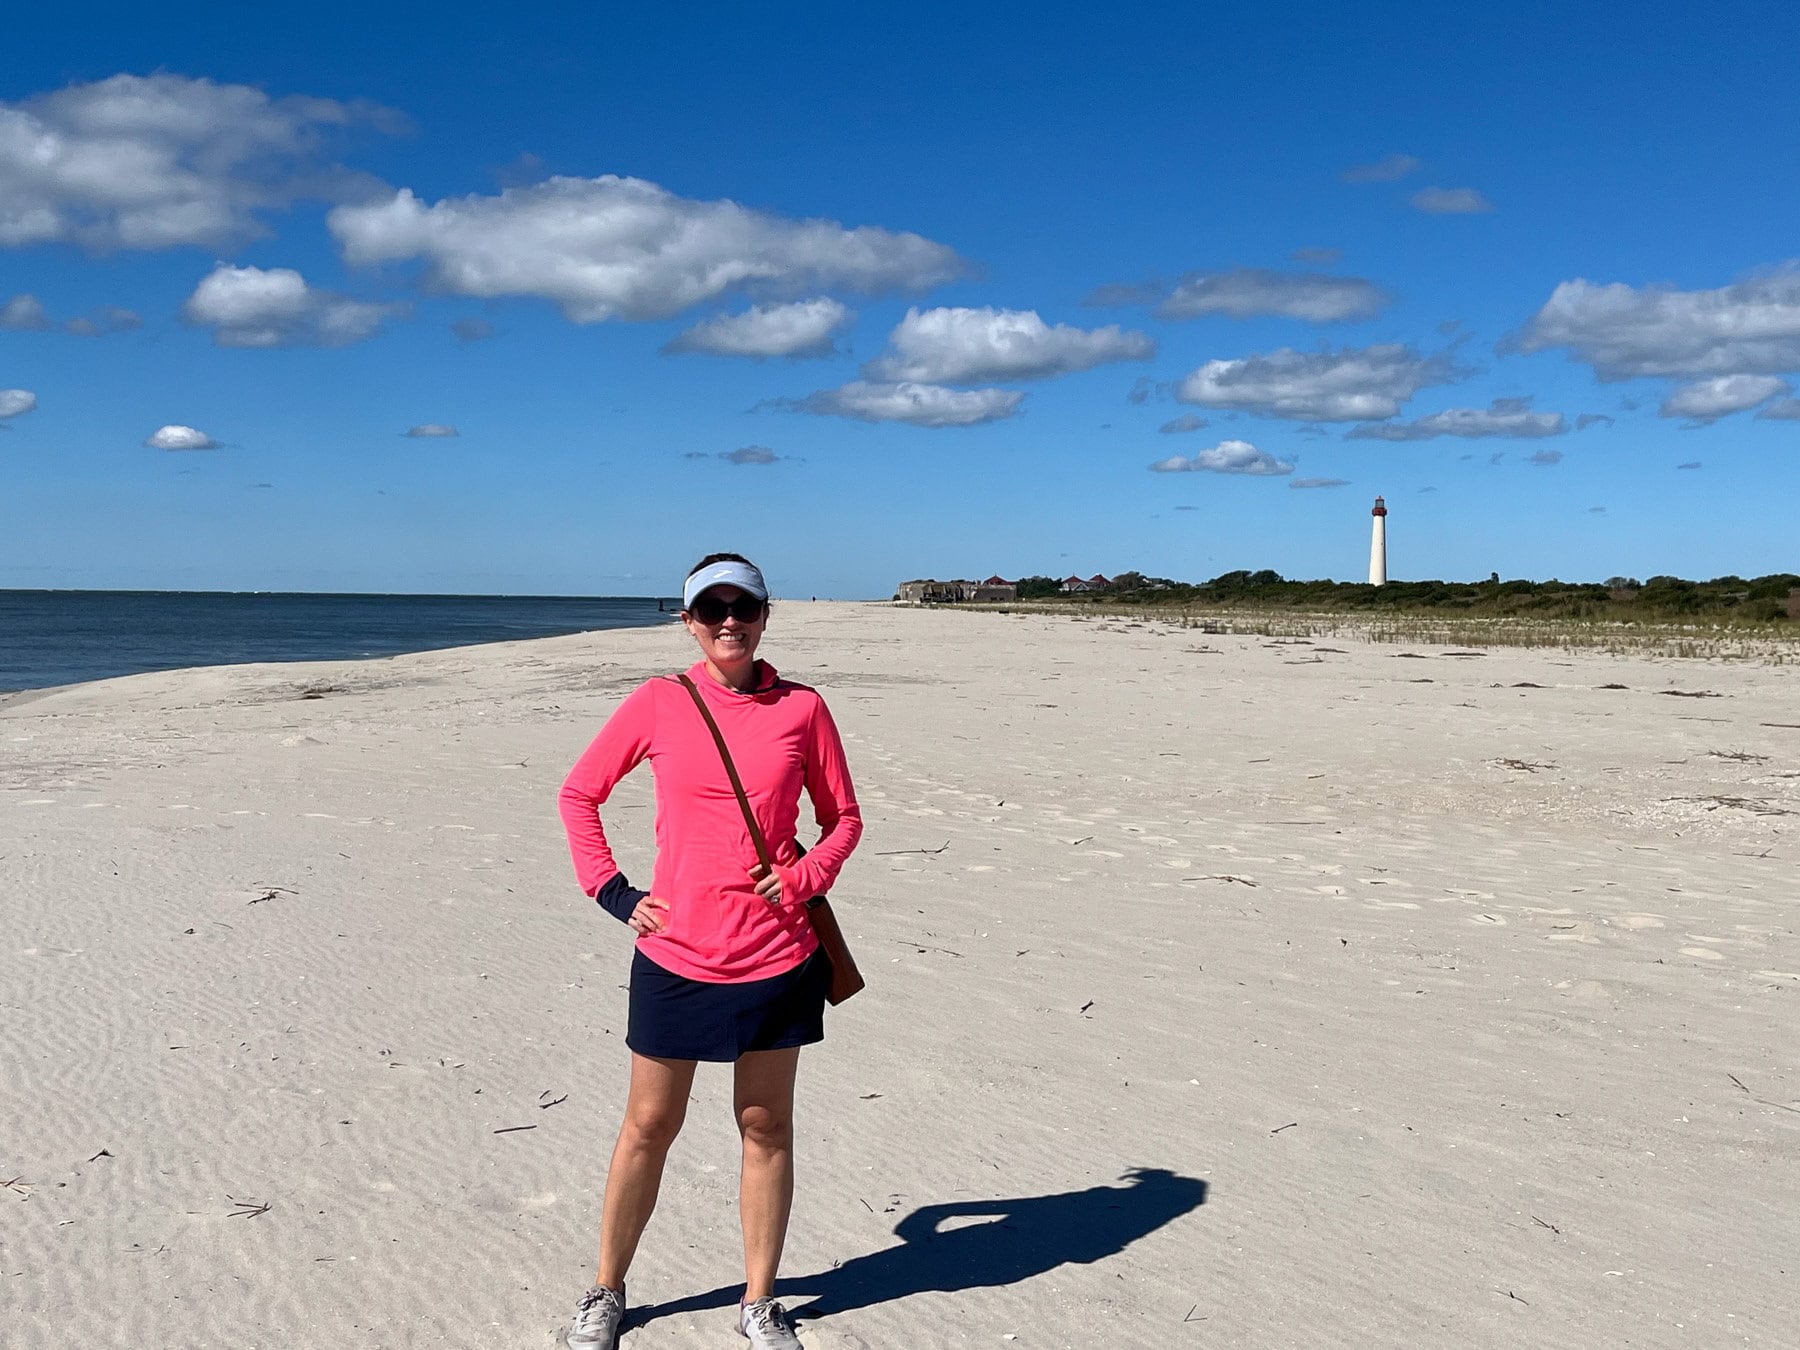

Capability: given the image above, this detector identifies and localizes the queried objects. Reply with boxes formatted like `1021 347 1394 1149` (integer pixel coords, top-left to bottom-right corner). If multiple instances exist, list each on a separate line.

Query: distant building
896 580 965 602
895 577 1017 603
1369 495 1388 586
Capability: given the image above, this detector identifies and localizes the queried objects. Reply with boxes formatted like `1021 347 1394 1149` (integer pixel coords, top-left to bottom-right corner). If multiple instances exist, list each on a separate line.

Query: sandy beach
4 602 1796 1349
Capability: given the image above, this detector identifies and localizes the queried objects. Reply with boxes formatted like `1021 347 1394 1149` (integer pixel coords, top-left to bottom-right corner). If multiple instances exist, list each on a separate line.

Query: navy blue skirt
627 946 829 1062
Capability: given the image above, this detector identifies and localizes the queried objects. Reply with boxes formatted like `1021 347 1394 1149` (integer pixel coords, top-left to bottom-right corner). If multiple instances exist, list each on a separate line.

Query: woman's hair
687 551 757 578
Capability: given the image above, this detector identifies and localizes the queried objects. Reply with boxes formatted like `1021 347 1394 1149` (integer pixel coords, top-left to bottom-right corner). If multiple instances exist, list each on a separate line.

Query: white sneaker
564 1284 625 1349
739 1296 803 1349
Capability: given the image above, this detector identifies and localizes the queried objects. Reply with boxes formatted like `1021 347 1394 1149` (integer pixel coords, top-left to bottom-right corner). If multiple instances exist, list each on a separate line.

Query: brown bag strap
675 673 775 874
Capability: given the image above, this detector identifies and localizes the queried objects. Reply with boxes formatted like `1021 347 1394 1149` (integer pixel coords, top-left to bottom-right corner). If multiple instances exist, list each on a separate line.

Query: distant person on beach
555 553 864 1350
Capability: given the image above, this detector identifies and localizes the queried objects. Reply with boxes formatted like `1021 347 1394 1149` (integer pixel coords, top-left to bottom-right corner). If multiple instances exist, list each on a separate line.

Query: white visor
683 560 769 610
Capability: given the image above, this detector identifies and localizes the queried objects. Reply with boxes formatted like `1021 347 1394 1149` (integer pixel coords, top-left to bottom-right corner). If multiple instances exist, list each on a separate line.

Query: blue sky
3 1 1797 597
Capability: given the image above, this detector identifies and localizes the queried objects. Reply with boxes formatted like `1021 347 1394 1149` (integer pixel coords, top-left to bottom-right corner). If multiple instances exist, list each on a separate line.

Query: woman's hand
627 895 670 935
749 863 784 905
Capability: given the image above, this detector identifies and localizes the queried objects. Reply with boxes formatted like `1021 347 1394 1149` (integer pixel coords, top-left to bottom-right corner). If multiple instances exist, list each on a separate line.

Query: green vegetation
1007 571 1800 624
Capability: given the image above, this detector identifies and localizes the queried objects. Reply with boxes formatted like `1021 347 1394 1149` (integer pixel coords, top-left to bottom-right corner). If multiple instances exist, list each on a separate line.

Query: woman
556 554 863 1350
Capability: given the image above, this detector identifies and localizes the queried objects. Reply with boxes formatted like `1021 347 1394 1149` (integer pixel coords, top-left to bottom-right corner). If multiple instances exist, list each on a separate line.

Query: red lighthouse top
1371 495 1388 517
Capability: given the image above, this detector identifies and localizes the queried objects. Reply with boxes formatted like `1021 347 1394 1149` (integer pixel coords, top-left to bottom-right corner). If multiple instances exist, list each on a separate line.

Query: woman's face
682 584 767 673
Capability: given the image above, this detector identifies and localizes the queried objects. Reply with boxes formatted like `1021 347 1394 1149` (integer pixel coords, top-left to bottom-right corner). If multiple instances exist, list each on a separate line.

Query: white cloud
1659 374 1789 423
183 263 401 347
328 176 964 322
1526 449 1563 466
1757 396 1800 420
1149 439 1294 476
665 297 851 358
0 73 395 250
1411 187 1494 214
1346 396 1565 441
1158 413 1208 434
1176 344 1457 422
100 304 142 329
779 380 1023 427
1518 268 1800 380
721 445 780 464
1 294 140 335
65 305 142 336
1 294 50 329
863 306 1152 383
404 423 458 437
1126 376 1163 404
0 388 37 418
1342 154 1420 184
1157 269 1389 322
1575 413 1614 430
1290 477 1351 488
145 423 220 450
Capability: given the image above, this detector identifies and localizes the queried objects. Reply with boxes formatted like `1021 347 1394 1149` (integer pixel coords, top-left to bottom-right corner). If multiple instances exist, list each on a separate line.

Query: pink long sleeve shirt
558 660 863 983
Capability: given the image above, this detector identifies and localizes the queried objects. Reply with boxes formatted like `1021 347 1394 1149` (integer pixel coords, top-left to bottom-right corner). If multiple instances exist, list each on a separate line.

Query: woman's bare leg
733 1046 802 1301
594 1052 697 1289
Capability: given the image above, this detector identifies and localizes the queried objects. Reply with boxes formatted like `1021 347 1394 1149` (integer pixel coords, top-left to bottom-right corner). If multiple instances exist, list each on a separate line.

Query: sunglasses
687 593 767 625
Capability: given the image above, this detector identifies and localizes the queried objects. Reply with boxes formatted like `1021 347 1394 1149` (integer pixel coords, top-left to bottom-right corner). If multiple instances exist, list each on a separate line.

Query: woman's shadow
630 1165 1206 1327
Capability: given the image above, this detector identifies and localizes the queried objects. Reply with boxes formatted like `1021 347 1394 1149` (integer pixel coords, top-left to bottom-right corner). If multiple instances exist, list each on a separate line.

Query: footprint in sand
1615 915 1667 929
1470 913 1507 925
1680 947 1727 961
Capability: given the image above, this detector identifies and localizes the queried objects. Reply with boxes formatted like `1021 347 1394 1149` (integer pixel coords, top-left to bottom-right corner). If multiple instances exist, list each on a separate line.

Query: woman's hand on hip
627 895 670 935
749 863 785 905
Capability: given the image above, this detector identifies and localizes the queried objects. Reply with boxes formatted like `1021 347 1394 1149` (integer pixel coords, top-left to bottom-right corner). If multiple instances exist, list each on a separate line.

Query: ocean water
0 590 678 693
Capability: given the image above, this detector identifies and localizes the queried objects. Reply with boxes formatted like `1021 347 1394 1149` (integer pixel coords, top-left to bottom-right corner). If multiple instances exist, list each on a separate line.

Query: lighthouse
1368 495 1388 586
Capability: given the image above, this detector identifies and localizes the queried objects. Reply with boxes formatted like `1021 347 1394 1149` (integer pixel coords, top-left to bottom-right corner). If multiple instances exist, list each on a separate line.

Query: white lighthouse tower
1368 495 1388 586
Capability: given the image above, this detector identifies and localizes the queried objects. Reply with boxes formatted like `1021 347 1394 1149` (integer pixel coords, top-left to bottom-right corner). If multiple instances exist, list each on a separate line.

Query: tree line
1004 571 1800 622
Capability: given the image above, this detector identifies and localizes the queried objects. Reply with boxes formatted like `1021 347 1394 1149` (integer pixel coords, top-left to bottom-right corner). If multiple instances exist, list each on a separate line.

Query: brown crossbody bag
675 674 866 1006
